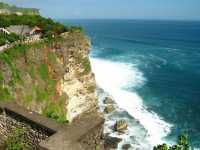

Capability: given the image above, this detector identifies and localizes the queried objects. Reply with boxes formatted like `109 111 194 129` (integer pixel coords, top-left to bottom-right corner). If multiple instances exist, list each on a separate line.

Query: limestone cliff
60 32 98 121
0 32 98 123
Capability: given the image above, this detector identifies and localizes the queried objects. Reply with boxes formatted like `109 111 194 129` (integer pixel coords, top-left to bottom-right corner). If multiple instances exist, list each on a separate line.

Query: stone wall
0 102 104 150
0 114 50 149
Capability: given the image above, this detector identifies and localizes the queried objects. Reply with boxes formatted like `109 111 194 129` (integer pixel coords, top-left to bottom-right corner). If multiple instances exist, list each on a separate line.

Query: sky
2 0 200 20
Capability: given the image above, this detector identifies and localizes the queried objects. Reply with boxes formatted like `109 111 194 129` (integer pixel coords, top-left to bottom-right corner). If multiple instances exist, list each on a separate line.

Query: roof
30 26 42 35
6 25 32 36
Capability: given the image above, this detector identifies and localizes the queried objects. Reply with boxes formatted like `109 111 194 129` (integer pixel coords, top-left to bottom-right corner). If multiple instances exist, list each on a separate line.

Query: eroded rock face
104 105 115 114
104 135 122 150
60 33 98 121
103 97 114 104
122 144 131 150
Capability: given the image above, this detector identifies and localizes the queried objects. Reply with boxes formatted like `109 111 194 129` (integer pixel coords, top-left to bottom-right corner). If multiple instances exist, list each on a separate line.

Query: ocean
61 19 200 149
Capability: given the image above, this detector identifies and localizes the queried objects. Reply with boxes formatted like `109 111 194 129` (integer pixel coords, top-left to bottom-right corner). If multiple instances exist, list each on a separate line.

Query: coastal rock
114 120 128 133
104 135 122 150
103 97 114 104
104 105 115 114
122 144 131 150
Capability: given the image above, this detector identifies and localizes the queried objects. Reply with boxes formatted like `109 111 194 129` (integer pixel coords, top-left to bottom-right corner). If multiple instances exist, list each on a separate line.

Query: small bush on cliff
82 57 91 74
69 26 84 33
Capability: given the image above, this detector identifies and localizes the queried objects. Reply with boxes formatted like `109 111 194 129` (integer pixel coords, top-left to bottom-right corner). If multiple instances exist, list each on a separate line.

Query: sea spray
90 57 172 149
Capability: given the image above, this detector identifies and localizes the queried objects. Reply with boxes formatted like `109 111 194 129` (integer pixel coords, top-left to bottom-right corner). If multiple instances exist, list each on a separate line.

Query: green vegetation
82 57 91 74
0 39 68 123
0 14 68 38
0 14 83 39
0 2 39 15
43 95 68 123
154 134 191 150
0 32 21 46
0 42 44 101
69 26 84 33
0 3 84 46
3 128 32 150
39 64 49 80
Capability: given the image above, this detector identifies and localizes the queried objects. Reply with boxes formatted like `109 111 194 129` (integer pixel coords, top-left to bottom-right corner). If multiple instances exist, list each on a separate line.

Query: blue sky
3 0 200 20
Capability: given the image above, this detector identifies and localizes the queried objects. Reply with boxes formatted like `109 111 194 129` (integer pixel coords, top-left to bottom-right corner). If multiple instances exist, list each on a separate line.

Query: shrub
0 36 6 46
153 134 190 150
69 26 84 33
0 32 20 45
153 144 168 150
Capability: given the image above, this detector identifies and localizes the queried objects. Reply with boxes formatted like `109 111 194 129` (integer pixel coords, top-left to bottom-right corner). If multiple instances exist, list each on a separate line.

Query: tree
177 134 189 150
154 144 168 150
153 134 191 150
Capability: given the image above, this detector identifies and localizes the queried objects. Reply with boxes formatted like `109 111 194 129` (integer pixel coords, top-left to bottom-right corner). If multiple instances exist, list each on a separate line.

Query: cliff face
0 32 98 122
60 32 98 121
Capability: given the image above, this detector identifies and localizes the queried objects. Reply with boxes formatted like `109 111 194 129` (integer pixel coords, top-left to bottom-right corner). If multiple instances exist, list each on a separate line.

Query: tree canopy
154 134 191 150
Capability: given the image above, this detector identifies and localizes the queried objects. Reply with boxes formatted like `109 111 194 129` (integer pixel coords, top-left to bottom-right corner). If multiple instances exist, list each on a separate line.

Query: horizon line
54 18 200 22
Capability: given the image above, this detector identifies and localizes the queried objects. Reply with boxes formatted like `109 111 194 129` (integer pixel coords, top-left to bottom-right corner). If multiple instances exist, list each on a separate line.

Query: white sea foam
90 57 172 148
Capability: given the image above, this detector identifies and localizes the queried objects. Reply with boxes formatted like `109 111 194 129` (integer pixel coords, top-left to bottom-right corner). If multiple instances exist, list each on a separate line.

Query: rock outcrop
59 33 98 121
104 105 115 114
103 97 114 104
104 135 122 150
114 120 128 133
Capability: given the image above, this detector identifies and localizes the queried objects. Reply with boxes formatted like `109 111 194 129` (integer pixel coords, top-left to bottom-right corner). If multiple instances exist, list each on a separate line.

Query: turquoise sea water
62 20 200 148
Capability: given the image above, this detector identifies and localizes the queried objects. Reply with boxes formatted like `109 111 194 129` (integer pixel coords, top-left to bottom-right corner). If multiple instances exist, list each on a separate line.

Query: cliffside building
6 25 42 39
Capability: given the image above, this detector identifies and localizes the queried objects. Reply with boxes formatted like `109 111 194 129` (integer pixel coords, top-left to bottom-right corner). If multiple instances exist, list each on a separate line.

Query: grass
39 63 49 80
42 95 68 123
0 87 12 101
0 53 21 86
34 86 50 102
3 128 32 150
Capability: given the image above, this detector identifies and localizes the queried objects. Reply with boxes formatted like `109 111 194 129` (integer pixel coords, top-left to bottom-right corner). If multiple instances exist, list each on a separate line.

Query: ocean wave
90 57 173 148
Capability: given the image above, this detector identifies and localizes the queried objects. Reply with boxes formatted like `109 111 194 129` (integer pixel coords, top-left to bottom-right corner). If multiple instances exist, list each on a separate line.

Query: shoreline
90 57 172 149
97 87 151 150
